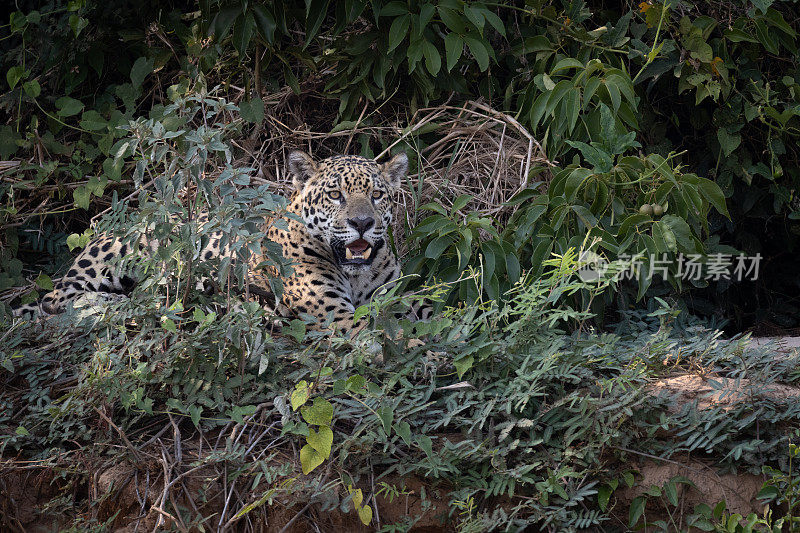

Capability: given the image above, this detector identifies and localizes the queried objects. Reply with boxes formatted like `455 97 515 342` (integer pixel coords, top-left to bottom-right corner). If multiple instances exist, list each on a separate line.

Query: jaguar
13 150 412 337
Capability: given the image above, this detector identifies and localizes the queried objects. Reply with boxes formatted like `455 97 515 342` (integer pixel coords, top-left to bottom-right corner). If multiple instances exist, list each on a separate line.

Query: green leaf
551 57 584 72
763 8 796 37
546 79 573 116
212 5 241 39
130 56 154 89
463 6 485 34
376 405 394 434
565 140 612 173
161 317 177 333
232 12 255 57
35 274 54 291
751 0 773 15
645 485 662 497
189 405 203 428
66 230 92 251
15 426 29 436
565 88 581 133
301 397 334 426
598 485 612 511
451 194 472 213
572 205 598 228
79 110 107 131
240 97 265 123
115 83 138 111
22 79 40 98
252 5 277 43
713 500 727 520
757 485 780 501
346 375 366 392
422 40 441 75
685 35 713 62
521 35 552 52
529 92 550 129
453 355 474 378
716 128 741 157
306 425 333 456
604 78 621 111
754 18 778 54
393 420 412 445
69 14 88 37
444 33 463 72
618 213 651 238
56 96 84 117
416 434 434 457
300 444 325 474
652 220 677 253
165 398 184 412
305 0 331 45
388 14 410 52
421 202 448 215
285 319 306 342
696 177 730 218
353 303 370 323
479 7 505 37
623 471 635 487
664 480 679 506
73 185 91 209
381 2 408 17
438 7 466 33
724 27 758 43
629 496 646 528
425 235 453 258
504 246 521 282
463 36 489 71
407 38 424 72
661 214 696 253
419 4 435 29
291 381 311 410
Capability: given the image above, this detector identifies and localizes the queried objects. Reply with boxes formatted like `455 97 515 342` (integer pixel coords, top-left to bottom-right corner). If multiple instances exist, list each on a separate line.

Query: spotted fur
13 151 410 337
255 151 408 335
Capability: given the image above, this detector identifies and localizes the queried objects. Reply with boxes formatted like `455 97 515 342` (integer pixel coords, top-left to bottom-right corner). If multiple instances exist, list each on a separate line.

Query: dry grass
234 95 553 252
386 101 553 240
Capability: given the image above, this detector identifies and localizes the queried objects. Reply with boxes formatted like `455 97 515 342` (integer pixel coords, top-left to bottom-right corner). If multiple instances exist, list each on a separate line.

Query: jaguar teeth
345 245 372 261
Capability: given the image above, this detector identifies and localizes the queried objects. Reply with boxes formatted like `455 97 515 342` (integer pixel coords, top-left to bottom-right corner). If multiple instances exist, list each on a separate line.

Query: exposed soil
617 456 765 521
1 459 451 532
649 373 800 412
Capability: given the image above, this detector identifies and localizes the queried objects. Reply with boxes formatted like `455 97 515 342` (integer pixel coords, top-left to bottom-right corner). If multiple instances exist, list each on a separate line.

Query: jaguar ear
380 152 408 189
288 150 318 191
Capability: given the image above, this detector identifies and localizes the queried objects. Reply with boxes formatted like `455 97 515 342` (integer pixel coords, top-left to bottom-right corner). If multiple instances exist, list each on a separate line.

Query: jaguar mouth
344 239 373 262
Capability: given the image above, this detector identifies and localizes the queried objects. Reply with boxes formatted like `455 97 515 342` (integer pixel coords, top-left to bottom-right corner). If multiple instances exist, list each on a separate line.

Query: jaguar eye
372 190 383 200
329 190 342 200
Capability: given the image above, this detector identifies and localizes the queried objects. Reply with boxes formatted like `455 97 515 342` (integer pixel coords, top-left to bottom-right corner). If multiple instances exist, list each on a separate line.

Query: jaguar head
288 151 408 269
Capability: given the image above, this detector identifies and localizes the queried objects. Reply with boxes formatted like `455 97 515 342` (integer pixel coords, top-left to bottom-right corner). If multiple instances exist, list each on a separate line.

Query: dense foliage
2 0 799 326
1 0 800 531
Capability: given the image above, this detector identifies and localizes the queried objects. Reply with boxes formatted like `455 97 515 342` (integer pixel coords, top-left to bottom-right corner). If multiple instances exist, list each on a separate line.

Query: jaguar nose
347 216 375 235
